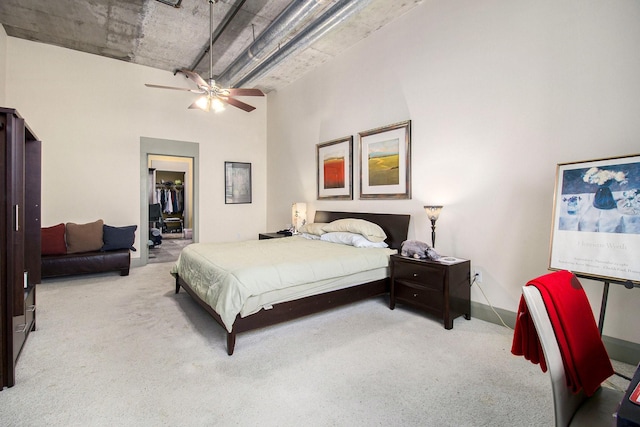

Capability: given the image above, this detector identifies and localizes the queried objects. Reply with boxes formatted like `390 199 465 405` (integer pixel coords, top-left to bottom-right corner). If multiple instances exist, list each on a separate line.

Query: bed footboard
174 272 388 355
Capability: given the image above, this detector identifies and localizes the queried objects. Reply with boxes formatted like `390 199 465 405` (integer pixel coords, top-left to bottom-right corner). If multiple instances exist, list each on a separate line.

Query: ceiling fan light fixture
145 0 261 112
211 97 226 113
194 95 211 111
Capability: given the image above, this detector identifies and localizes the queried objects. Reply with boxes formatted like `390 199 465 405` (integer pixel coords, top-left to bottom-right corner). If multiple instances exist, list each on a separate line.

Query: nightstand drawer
393 261 445 290
395 282 443 313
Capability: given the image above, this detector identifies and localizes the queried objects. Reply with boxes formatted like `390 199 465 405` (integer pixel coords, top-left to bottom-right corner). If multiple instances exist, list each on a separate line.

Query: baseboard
602 335 640 366
470 301 640 365
470 301 517 329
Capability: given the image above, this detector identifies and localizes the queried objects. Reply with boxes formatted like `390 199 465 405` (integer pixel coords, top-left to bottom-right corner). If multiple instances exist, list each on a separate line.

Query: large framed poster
549 154 640 285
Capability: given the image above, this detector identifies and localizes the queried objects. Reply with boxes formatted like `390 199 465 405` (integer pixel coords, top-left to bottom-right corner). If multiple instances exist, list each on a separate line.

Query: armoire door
0 109 8 388
1 108 41 389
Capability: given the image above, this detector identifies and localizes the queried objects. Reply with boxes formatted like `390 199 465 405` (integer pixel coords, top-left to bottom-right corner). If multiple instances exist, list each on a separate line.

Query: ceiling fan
145 0 264 112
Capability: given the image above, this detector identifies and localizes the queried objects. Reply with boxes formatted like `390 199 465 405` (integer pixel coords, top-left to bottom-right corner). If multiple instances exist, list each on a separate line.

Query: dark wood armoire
1 107 41 389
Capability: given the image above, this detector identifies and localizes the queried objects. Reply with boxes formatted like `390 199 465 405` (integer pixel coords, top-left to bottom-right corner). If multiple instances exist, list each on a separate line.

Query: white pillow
299 222 328 236
299 232 321 240
320 232 389 248
322 218 387 243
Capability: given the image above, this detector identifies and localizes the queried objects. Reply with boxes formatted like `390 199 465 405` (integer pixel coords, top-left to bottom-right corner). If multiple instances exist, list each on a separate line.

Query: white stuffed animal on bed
400 240 440 260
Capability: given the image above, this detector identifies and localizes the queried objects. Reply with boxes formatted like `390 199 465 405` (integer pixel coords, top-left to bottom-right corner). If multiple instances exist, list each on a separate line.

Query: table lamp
424 205 443 248
292 202 307 234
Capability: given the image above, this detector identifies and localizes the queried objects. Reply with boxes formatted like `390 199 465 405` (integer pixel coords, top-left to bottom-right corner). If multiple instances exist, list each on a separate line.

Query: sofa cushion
65 219 104 254
102 224 137 252
41 223 67 255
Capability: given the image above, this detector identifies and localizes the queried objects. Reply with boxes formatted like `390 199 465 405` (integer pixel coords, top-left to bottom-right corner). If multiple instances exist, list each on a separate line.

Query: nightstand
258 232 290 240
389 254 471 329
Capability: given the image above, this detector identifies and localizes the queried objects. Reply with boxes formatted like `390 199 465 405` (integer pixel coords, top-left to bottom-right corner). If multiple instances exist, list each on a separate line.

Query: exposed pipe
189 0 246 72
155 0 183 8
216 0 325 87
231 0 373 89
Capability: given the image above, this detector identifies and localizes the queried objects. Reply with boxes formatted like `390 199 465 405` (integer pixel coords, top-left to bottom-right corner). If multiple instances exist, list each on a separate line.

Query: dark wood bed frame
174 211 410 355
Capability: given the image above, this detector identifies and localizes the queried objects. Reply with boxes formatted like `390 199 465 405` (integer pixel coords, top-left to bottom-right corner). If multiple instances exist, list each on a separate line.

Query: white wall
6 38 267 257
266 0 640 342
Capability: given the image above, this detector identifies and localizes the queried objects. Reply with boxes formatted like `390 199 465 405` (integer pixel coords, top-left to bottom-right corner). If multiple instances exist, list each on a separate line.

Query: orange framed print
317 136 353 200
358 120 411 199
549 153 640 285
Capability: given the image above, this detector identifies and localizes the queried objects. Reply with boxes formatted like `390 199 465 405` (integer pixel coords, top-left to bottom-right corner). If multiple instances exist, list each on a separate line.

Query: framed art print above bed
225 161 252 204
316 136 353 200
358 120 411 199
549 153 640 285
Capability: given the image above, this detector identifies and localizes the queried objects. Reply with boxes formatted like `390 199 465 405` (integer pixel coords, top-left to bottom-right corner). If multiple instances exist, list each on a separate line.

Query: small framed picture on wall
225 161 252 204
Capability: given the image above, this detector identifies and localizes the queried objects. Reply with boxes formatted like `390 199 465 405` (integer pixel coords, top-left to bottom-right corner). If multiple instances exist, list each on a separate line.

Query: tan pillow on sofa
65 220 104 253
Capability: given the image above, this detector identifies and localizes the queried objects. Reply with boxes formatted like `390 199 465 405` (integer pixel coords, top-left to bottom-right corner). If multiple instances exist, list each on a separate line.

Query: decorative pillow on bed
299 222 328 236
322 219 387 243
320 232 389 248
102 224 137 252
41 223 67 255
65 219 104 254
299 232 321 240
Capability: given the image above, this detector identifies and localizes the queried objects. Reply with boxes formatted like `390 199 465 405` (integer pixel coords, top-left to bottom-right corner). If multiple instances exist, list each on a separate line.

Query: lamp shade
424 205 443 221
292 202 307 233
424 205 443 248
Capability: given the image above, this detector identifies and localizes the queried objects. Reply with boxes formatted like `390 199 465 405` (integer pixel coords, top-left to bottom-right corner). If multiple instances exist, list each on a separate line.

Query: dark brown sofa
40 220 135 279
41 249 130 279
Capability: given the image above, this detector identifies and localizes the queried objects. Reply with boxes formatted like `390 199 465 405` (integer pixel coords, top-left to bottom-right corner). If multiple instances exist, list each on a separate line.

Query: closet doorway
148 156 193 264
139 137 199 267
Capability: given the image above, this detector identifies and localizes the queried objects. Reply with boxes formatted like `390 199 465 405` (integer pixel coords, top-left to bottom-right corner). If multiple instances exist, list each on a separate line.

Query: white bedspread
170 236 395 332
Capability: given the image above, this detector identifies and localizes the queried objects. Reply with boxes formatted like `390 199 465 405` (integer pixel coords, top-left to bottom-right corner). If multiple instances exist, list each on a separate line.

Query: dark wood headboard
313 211 410 251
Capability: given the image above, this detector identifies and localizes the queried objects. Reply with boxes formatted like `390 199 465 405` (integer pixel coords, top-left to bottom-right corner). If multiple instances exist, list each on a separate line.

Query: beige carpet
0 262 633 426
148 236 192 264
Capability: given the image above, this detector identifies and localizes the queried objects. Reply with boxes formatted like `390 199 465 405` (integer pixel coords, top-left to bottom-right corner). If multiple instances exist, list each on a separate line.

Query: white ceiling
0 0 422 93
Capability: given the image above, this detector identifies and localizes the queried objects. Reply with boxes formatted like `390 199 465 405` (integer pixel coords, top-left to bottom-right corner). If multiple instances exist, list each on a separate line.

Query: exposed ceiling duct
189 0 248 72
216 0 326 87
230 0 374 89
155 0 183 8
0 0 422 93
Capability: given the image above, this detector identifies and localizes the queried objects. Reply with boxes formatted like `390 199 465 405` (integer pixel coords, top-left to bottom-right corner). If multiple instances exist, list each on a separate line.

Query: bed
171 211 410 355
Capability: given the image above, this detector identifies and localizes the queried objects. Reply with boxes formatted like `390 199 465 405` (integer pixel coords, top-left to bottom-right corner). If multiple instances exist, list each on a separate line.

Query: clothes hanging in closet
159 186 183 214
163 189 174 214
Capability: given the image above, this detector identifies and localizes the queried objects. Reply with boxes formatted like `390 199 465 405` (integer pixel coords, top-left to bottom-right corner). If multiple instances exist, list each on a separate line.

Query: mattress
171 236 396 331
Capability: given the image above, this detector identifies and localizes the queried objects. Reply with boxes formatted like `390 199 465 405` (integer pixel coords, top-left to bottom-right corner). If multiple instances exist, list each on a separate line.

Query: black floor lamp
424 205 443 248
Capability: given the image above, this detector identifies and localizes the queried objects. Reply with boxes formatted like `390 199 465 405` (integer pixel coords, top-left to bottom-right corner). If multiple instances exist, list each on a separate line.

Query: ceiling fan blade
224 96 256 112
145 84 204 94
178 69 209 89
227 88 264 97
